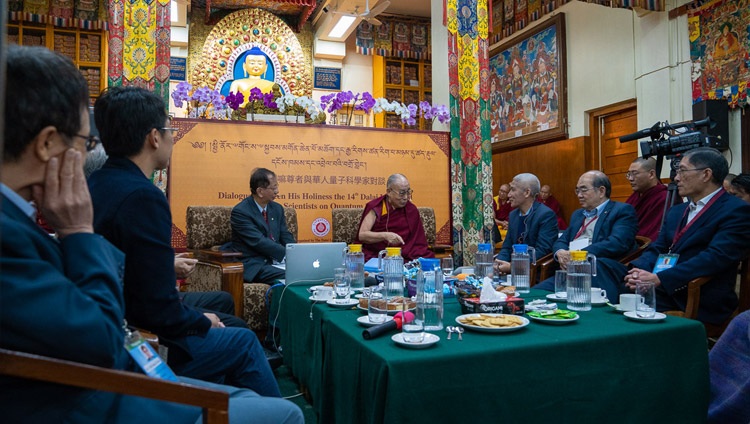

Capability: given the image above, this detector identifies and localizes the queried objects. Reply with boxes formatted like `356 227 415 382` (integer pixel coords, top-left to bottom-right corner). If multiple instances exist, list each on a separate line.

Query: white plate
356 304 416 315
326 298 359 308
591 298 609 306
624 311 667 322
608 304 633 313
527 313 580 325
546 293 568 302
455 313 530 333
309 295 333 302
391 332 440 349
356 315 394 327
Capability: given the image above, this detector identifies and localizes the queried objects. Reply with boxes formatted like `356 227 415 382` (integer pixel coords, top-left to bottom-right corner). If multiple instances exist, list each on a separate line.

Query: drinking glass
368 286 387 324
441 257 454 278
554 270 567 299
401 304 425 343
333 267 350 300
635 281 656 318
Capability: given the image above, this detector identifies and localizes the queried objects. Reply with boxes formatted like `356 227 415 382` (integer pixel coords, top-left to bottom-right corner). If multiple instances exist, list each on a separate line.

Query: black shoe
264 347 283 370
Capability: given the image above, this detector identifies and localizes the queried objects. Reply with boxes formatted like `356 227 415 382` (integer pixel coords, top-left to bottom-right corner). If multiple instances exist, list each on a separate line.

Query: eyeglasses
625 171 641 179
574 186 594 195
389 188 414 198
72 134 101 152
675 167 708 176
160 127 178 136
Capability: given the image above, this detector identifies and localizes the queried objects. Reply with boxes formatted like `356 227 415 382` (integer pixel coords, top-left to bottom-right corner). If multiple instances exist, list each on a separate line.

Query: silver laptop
284 242 347 285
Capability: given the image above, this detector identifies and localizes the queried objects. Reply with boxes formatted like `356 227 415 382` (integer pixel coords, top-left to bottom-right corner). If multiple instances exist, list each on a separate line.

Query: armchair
184 205 298 334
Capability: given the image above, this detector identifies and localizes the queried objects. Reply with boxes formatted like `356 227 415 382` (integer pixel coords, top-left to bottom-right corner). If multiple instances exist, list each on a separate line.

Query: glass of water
368 286 387 324
333 267 350 300
401 303 425 343
441 257 454 278
635 281 656 318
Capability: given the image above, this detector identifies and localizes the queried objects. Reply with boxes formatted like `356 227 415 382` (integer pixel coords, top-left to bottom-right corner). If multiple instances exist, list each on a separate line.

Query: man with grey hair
625 157 681 241
494 173 558 274
536 170 638 297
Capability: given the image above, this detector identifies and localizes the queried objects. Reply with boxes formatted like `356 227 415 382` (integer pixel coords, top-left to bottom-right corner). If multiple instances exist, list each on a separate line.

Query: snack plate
455 313 530 333
624 311 667 322
527 312 579 325
391 332 440 349
326 298 359 308
356 304 416 315
356 315 394 327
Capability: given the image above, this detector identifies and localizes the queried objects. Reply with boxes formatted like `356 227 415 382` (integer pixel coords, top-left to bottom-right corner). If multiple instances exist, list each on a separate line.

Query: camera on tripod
619 116 728 159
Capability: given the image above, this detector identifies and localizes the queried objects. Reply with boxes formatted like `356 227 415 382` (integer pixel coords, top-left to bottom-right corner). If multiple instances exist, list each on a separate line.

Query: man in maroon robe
356 174 434 261
493 184 512 230
625 157 681 241
537 184 568 230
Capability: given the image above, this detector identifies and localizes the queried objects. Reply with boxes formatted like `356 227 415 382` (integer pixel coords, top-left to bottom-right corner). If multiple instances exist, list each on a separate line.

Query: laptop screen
284 242 347 285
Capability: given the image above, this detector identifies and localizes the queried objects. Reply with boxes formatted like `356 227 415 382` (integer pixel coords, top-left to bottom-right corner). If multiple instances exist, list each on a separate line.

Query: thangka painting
689 0 750 108
488 14 567 152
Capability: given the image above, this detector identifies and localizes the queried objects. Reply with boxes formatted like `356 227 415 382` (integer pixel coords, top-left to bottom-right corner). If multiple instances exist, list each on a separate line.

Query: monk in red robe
625 157 681 241
493 184 512 229
356 174 434 261
537 184 568 230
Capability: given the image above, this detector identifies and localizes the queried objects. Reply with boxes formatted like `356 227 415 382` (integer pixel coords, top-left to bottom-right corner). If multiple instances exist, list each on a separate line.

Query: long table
274 284 709 423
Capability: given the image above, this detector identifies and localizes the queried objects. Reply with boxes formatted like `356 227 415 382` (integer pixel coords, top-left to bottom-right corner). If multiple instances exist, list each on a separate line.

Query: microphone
362 311 415 340
619 121 664 142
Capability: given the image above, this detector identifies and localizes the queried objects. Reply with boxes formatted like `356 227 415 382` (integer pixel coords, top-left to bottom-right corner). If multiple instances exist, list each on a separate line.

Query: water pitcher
345 243 365 291
416 258 443 331
511 244 536 294
566 250 597 311
475 243 494 282
378 247 404 301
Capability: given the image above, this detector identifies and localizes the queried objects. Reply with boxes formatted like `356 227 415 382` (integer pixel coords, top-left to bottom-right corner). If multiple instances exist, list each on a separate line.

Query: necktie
262 209 268 223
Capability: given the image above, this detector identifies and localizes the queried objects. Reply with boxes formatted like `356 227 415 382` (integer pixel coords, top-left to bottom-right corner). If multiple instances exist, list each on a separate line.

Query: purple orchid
225 91 244 110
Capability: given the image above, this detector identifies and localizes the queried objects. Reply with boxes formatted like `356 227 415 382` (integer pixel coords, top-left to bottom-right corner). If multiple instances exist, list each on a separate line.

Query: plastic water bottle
475 243 494 282
416 258 444 331
566 251 597 311
378 247 404 301
345 244 365 291
510 244 536 294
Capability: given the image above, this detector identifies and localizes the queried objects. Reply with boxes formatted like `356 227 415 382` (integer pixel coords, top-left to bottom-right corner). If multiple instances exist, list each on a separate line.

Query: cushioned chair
184 205 298 333
0 348 229 423
331 207 450 257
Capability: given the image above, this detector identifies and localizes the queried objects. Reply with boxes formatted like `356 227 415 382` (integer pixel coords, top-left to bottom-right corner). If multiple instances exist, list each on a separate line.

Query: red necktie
262 209 274 241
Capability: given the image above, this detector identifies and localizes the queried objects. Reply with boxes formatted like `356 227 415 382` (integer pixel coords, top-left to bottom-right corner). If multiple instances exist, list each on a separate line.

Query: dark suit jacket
497 202 559 261
0 191 200 423
554 200 638 260
230 197 295 282
89 157 210 359
631 191 750 324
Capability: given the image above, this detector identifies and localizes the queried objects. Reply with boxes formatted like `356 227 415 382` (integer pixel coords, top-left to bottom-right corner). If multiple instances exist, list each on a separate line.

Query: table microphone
362 311 415 340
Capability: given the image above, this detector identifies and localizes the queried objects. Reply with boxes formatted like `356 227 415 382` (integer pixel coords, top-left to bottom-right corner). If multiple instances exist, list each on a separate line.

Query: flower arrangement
171 81 231 120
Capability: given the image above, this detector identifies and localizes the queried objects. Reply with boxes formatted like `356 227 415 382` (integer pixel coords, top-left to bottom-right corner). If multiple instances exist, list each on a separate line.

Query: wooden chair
184 205 298 334
0 348 229 423
665 257 750 339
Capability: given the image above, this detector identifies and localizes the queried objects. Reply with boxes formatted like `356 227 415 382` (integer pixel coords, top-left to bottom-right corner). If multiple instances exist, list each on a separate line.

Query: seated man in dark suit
536 171 638 298
89 87 282 397
230 168 296 284
0 45 301 423
493 173 559 274
625 148 750 325
708 310 750 423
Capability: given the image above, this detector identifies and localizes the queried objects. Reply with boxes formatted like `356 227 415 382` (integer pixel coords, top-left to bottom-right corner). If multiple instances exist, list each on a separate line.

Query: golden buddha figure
229 53 278 107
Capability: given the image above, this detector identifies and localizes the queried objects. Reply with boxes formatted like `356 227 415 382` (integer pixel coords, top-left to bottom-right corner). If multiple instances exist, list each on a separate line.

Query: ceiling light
327 15 357 39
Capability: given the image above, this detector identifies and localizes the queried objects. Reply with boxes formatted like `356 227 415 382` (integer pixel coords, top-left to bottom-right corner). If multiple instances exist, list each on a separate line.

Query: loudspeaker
692 99 729 144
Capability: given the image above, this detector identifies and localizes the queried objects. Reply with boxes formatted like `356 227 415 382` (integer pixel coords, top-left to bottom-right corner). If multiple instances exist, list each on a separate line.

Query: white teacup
591 288 607 302
619 293 641 311
311 286 333 301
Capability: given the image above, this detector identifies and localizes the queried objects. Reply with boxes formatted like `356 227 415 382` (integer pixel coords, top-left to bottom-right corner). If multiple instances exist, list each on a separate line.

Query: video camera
619 117 728 159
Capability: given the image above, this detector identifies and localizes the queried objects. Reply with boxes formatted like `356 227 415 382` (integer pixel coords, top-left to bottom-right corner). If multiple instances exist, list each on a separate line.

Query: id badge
125 330 179 382
652 254 679 274
569 237 591 251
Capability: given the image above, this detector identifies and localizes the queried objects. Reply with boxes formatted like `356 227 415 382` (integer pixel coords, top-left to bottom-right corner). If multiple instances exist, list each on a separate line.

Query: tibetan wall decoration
191 8 311 98
688 0 750 108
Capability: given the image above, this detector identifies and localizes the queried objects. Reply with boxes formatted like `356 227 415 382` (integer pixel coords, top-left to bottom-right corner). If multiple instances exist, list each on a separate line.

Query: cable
269 277 331 353
283 393 304 400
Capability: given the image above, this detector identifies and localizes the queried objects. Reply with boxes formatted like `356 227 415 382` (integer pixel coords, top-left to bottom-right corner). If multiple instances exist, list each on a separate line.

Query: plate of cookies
455 313 529 333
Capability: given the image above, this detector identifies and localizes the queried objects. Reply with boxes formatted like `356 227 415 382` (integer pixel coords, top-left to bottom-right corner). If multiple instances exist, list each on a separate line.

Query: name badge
652 254 679 274
569 237 591 251
125 330 179 381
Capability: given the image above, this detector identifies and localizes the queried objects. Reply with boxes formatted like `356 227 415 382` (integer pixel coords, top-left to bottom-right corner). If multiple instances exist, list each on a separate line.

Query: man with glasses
89 87 287 399
357 173 434 261
535 171 638 297
493 174 558 275
625 148 750 325
625 157 681 241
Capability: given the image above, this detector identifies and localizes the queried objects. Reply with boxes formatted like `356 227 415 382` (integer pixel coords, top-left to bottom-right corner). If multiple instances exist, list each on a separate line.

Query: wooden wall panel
491 136 588 224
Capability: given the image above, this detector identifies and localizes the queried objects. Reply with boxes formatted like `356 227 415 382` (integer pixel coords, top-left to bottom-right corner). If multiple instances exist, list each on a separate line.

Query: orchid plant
171 81 230 120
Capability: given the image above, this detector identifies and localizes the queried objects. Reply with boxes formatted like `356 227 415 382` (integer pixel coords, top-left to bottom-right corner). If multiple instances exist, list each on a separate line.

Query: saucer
608 303 634 313
356 315 394 327
624 311 666 322
309 295 333 302
591 298 609 306
326 298 359 308
545 293 567 302
391 332 439 349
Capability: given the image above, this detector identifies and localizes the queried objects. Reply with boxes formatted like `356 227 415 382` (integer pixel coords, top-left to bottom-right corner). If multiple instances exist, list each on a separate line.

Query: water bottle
566 250 597 311
475 243 494 283
345 243 365 291
510 244 536 294
378 247 404 301
416 258 444 331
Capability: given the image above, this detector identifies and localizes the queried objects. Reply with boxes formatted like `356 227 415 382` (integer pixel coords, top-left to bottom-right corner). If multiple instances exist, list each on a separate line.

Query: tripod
654 154 683 231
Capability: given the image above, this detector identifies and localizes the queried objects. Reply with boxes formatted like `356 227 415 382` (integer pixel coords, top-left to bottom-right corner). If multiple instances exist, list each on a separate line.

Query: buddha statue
229 52 278 107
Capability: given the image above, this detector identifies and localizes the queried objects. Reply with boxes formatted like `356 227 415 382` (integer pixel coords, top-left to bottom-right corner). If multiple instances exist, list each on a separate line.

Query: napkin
479 280 507 303
524 299 558 311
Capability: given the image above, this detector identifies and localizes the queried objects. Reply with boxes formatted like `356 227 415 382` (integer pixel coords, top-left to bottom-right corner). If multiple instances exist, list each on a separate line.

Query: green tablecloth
274 286 709 424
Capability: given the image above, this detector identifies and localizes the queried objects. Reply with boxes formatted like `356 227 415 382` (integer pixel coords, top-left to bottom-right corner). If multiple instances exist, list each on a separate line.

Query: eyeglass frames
72 134 101 152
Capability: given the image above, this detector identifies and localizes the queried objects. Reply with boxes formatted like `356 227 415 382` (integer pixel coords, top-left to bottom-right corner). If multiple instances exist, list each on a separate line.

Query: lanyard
670 189 724 252
574 214 599 239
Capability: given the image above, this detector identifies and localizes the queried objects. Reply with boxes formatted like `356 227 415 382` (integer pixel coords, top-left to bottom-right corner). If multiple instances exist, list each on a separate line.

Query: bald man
537 184 568 230
625 157 681 241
